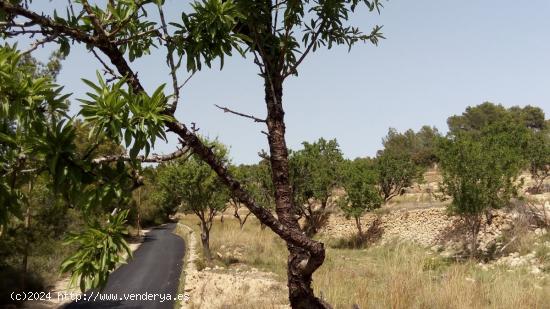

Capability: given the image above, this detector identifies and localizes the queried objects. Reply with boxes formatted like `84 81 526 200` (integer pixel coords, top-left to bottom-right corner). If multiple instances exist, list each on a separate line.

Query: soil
179 224 288 309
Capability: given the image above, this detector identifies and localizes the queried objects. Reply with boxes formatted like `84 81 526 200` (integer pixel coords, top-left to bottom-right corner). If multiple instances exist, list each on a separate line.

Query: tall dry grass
178 215 550 309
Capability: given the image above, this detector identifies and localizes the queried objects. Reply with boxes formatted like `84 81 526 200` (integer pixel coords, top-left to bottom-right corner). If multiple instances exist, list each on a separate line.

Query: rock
531 266 542 275
535 228 547 236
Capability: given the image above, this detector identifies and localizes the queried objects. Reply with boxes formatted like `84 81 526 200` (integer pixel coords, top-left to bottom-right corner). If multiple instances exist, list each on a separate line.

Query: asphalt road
65 223 185 309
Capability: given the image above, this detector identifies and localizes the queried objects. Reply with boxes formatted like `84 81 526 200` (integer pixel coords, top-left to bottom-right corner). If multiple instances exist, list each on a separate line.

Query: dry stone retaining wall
320 207 515 253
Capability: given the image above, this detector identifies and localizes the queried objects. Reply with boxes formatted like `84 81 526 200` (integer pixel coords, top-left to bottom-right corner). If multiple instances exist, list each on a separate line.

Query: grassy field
179 214 550 309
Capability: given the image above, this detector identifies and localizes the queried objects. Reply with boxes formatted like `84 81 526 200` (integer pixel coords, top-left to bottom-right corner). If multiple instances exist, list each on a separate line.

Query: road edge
174 222 199 308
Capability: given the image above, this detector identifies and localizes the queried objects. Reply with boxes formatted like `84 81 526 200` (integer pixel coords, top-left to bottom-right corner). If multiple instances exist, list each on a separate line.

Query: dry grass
177 215 550 309
178 215 287 276
314 242 550 309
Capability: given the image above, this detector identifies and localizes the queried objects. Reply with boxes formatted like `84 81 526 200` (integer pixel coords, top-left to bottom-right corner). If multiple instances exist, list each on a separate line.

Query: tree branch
91 48 120 81
157 4 180 114
284 18 325 78
21 35 57 55
81 0 109 38
92 146 191 164
214 104 266 123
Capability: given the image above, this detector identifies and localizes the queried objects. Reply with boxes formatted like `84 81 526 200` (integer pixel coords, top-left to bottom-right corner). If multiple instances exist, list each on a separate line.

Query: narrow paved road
66 223 185 309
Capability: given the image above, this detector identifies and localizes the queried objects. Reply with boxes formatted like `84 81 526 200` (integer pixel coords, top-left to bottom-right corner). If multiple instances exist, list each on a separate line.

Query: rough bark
355 216 363 239
466 214 481 259
199 218 212 261
264 73 329 308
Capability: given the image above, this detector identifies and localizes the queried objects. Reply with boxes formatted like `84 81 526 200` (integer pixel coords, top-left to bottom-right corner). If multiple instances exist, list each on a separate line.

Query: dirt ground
179 224 288 309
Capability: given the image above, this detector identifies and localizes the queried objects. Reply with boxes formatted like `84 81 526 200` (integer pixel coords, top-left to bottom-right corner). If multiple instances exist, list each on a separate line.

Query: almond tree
156 142 229 261
0 1 384 307
437 121 528 257
340 158 381 239
290 138 344 236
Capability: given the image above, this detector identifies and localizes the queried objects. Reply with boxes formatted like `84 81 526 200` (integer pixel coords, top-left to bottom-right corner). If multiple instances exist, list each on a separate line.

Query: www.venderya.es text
11 291 190 303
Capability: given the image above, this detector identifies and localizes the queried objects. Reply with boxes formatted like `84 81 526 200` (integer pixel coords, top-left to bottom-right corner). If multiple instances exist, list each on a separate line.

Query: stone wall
320 207 516 254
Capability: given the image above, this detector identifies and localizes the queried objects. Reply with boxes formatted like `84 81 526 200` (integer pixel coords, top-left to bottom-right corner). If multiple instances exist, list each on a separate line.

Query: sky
10 0 550 164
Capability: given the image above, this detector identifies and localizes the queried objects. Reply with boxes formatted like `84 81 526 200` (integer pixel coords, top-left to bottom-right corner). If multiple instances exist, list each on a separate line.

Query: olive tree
340 158 381 238
437 122 528 257
1 0 385 306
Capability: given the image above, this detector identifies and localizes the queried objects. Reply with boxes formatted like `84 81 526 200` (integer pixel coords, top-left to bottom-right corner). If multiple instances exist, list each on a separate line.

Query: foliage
174 0 246 71
0 44 140 293
447 102 549 194
525 127 550 193
340 158 381 237
381 126 441 168
230 160 275 228
79 73 173 159
155 138 230 259
60 209 131 292
447 102 547 135
289 138 344 236
233 158 275 211
0 44 69 228
129 167 168 227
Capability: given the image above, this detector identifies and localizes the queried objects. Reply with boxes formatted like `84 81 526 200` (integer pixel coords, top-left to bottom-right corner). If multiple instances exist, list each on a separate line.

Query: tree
525 130 550 194
156 140 229 261
447 102 549 194
232 158 276 230
437 121 528 257
230 161 274 229
340 158 381 238
447 102 509 134
381 126 440 168
1 0 385 306
375 130 424 203
289 138 344 236
447 102 547 135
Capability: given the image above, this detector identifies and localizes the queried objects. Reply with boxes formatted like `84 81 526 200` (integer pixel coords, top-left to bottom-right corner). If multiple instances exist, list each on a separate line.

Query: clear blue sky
14 0 550 164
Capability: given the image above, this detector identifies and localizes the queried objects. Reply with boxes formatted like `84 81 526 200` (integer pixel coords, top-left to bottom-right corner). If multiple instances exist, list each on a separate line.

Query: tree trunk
469 215 480 259
136 187 141 237
199 220 212 261
355 216 363 239
21 180 33 290
264 72 330 309
21 206 31 290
